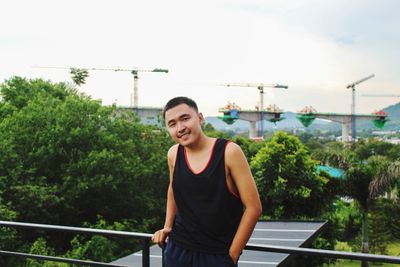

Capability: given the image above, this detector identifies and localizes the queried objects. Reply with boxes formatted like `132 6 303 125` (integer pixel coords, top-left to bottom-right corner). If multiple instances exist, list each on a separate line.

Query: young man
152 97 262 267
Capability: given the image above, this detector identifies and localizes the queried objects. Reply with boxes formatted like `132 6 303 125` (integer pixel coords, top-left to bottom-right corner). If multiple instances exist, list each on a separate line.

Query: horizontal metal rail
0 220 152 238
0 220 152 267
0 250 128 267
2 221 400 266
245 243 400 264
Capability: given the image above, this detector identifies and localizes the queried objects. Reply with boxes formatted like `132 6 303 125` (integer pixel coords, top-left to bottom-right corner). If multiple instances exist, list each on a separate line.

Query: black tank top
170 138 244 254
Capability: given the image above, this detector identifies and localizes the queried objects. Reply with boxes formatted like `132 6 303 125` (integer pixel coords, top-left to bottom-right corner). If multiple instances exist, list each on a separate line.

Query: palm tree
314 143 400 267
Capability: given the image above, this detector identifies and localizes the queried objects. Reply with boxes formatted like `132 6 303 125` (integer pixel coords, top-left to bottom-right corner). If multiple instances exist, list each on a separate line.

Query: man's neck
184 134 214 153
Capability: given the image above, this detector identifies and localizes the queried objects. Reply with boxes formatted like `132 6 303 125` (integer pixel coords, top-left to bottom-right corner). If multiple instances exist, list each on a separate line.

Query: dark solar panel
111 220 327 267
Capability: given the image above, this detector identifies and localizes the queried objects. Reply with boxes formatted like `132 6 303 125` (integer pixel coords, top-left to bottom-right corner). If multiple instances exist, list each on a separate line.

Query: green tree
232 136 264 162
368 200 391 255
24 238 57 267
64 217 138 263
202 122 216 132
375 198 400 240
0 76 71 110
314 141 400 267
353 138 400 161
251 132 340 266
0 196 18 266
201 122 231 139
69 68 89 86
251 131 337 219
0 77 173 263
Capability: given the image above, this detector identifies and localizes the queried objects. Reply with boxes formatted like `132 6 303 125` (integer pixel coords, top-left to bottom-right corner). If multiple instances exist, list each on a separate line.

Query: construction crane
362 94 400 99
346 74 375 140
218 83 288 137
33 66 169 108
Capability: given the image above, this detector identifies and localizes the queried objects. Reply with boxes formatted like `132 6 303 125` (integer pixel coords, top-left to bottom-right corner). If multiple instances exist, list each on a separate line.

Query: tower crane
218 83 288 137
362 94 400 100
346 74 375 140
33 66 169 108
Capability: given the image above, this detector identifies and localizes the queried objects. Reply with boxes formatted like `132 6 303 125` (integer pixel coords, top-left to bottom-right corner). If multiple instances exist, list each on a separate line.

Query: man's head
162 96 198 120
163 96 204 146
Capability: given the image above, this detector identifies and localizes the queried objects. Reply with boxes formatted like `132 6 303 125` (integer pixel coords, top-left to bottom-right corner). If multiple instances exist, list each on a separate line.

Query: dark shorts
163 240 237 267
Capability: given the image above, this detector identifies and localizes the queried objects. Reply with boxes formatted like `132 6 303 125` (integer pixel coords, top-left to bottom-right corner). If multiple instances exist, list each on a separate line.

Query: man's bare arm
152 145 178 247
226 142 262 263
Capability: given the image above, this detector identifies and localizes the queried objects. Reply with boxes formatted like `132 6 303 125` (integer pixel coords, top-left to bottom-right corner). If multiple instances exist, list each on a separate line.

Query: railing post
142 238 150 267
162 247 165 267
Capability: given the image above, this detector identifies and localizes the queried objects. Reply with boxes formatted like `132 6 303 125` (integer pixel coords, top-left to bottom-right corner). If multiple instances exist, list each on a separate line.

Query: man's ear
198 112 205 125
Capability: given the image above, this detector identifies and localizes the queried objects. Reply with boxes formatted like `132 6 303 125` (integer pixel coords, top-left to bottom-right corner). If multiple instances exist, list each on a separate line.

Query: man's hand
229 249 240 264
152 227 172 248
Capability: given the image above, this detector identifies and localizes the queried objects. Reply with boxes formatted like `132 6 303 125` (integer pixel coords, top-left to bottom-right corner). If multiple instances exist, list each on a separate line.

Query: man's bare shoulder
225 141 243 157
167 144 179 163
225 141 248 166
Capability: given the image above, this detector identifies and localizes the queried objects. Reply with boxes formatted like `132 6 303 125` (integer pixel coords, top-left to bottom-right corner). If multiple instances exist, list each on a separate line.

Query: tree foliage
313 140 400 266
314 141 400 213
0 77 173 264
231 136 264 162
70 68 89 86
251 131 338 219
0 195 17 265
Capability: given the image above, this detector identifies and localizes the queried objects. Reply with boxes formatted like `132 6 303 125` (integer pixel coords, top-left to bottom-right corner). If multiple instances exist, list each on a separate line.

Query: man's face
164 104 204 146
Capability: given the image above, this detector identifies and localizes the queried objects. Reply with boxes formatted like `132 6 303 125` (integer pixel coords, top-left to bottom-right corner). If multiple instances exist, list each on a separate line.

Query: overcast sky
1 0 399 116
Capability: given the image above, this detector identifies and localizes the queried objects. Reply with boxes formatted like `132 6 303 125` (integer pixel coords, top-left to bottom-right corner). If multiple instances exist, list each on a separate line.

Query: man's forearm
153 184 176 247
164 185 176 229
229 207 261 261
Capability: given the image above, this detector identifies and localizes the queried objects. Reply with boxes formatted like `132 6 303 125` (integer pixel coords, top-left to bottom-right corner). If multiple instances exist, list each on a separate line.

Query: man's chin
178 135 192 146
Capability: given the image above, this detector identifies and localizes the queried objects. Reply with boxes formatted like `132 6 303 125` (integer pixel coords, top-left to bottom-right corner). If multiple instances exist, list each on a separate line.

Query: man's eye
168 123 176 127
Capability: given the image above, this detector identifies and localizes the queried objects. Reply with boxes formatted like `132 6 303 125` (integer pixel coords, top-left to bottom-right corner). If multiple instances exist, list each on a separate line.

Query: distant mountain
205 103 399 132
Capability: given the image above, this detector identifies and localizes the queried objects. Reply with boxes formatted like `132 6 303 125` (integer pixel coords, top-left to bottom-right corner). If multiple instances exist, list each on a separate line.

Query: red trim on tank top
184 139 218 175
225 141 240 198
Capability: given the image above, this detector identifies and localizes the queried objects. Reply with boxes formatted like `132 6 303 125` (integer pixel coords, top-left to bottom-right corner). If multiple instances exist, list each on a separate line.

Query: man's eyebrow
179 113 191 118
167 113 191 125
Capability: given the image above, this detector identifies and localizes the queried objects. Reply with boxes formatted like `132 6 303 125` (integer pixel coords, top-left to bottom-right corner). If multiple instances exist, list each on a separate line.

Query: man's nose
177 122 186 132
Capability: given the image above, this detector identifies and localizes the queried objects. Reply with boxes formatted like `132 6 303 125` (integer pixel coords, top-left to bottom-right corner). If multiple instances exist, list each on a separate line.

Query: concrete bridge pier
249 121 258 139
341 123 352 142
238 111 283 139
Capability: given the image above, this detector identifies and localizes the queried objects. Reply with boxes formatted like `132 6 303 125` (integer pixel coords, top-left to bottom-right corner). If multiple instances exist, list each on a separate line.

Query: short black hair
163 96 198 119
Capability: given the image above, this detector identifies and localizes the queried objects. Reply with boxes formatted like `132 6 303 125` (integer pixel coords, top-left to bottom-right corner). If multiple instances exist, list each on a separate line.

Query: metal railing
0 250 127 267
245 243 400 264
0 221 152 267
1 220 400 266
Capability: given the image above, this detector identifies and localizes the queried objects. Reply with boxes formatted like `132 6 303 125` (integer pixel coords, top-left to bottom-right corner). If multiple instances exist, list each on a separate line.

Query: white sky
1 0 399 116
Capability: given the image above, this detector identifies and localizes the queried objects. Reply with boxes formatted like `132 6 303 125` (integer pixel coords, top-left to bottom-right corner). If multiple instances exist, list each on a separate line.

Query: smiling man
152 96 262 267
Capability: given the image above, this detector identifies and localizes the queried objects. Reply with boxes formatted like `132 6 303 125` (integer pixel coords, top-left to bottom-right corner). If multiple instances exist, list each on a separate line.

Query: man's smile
178 131 190 138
